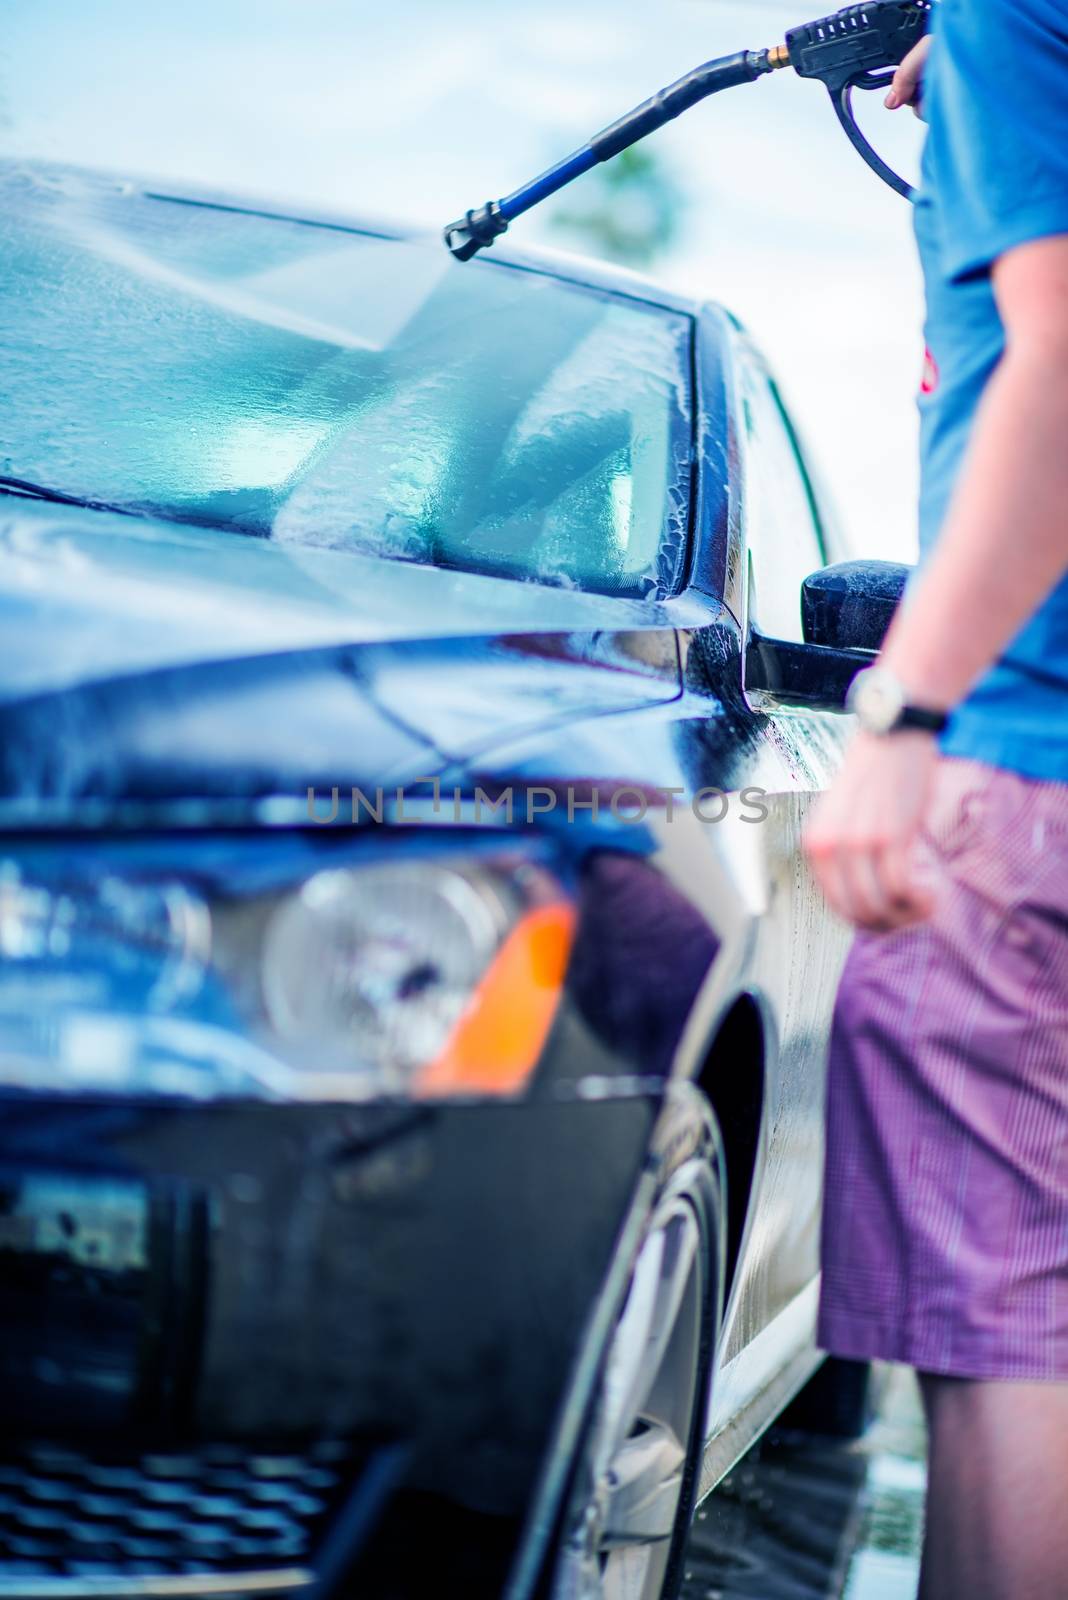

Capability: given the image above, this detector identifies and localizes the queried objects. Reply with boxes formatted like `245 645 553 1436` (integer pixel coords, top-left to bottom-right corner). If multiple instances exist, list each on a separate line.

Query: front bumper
0 1090 657 1596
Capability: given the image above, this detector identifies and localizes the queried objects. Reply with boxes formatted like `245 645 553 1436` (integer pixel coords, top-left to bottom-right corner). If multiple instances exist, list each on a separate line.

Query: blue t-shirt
916 0 1068 780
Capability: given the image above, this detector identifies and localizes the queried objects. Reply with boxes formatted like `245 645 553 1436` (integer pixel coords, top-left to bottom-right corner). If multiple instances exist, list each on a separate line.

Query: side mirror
801 560 911 653
745 559 912 712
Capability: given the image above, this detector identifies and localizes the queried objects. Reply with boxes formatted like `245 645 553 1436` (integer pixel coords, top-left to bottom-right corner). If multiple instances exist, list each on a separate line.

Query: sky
0 0 926 561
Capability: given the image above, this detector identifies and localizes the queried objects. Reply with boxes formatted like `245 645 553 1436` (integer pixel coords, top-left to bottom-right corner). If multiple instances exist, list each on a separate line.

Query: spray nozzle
443 202 508 262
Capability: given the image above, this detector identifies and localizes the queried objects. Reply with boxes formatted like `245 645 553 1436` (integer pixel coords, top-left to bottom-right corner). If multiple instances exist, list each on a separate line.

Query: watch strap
896 705 949 735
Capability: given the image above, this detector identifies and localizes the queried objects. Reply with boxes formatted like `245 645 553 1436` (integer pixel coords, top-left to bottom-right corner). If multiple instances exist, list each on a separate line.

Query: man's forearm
881 342 1068 709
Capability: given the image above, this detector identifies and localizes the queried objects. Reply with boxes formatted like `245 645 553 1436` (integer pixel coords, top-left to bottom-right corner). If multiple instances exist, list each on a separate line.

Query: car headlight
0 849 575 1101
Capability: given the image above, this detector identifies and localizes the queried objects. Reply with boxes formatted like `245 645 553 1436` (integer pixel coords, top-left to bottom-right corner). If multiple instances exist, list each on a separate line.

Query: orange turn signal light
415 901 576 1097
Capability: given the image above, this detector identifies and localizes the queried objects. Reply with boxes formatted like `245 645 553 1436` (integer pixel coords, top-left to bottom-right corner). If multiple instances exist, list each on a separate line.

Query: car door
729 340 855 1321
660 333 857 1487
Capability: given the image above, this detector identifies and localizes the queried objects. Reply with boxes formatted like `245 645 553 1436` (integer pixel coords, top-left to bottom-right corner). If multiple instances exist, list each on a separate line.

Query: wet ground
681 1367 926 1600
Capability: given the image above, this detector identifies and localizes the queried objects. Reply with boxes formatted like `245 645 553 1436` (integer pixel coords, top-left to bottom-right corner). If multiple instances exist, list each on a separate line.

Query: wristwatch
846 667 949 736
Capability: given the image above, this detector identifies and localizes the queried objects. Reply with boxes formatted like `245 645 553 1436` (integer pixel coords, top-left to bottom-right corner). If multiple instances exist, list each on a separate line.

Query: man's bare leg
918 1373 1068 1600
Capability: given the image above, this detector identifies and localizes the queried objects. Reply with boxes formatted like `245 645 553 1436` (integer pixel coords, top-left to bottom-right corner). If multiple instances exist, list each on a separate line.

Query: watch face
848 669 905 734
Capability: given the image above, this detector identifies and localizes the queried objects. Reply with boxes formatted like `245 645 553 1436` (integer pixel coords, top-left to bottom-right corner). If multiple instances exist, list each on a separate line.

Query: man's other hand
804 732 940 932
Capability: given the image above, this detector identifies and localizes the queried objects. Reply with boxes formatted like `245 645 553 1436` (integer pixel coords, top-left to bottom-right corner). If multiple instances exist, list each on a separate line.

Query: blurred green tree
548 145 685 269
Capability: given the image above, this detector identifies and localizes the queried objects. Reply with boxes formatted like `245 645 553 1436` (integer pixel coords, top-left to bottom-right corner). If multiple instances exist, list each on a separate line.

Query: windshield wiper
0 475 136 519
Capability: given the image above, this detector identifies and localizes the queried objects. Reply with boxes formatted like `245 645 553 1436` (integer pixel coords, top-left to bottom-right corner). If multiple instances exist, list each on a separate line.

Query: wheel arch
693 993 766 1307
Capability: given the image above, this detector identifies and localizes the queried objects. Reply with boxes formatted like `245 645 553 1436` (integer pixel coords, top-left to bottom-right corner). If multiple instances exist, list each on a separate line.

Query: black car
0 162 906 1600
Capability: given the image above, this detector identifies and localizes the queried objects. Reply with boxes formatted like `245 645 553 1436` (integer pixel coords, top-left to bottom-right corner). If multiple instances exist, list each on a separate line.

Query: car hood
0 501 684 815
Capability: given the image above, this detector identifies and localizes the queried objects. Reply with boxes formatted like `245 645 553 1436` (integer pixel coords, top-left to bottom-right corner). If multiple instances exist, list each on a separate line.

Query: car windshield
1 167 693 599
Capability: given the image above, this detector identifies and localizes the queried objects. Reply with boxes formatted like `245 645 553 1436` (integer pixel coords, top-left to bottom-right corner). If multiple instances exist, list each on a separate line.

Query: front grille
0 1441 360 1597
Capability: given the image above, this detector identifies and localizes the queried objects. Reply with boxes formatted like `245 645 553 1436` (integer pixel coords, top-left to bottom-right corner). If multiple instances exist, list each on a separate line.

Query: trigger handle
830 76 914 200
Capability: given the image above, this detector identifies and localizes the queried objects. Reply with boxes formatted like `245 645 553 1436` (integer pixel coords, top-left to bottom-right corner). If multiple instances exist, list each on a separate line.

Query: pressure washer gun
444 0 931 260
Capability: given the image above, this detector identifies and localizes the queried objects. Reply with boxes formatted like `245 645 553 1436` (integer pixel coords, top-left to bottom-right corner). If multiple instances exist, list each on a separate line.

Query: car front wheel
547 1152 720 1600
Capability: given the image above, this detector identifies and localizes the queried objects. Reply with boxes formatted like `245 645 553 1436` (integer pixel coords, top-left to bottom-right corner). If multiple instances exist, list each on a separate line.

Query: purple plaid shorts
818 756 1068 1380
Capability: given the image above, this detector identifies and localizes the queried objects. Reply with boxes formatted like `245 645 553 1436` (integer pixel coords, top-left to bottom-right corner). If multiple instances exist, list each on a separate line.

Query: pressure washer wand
444 0 932 261
444 47 783 261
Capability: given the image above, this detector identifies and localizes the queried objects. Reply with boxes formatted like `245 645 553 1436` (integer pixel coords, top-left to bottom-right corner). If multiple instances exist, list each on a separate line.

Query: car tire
542 1093 724 1600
